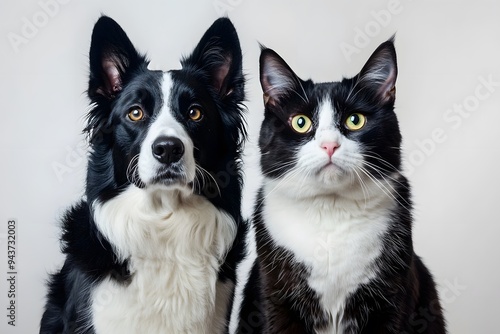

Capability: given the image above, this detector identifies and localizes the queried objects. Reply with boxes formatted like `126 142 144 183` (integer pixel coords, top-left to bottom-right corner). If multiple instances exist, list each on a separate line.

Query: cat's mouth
321 159 342 170
317 160 344 177
321 161 335 170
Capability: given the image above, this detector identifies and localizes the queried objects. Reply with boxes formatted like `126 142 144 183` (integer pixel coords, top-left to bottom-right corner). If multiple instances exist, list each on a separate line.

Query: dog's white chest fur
262 183 391 333
90 186 236 334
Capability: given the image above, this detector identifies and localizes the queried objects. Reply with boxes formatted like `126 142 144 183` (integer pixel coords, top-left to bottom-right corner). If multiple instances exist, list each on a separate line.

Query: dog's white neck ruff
90 185 236 334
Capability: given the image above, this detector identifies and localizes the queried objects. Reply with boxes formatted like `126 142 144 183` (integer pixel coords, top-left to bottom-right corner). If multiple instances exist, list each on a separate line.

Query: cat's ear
260 48 301 107
357 37 397 105
88 16 145 100
181 18 243 99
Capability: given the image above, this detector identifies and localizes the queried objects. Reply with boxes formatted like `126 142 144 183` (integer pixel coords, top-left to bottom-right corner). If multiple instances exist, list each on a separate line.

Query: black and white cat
232 39 446 333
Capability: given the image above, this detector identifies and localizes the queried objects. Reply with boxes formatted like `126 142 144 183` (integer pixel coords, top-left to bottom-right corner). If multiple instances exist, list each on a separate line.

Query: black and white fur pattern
232 40 446 333
40 16 246 334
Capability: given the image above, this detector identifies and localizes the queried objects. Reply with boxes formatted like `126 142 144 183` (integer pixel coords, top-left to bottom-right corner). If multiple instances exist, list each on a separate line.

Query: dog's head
85 16 245 207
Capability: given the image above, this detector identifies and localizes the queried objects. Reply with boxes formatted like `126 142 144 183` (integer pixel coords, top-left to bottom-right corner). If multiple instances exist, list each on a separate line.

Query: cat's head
258 38 402 198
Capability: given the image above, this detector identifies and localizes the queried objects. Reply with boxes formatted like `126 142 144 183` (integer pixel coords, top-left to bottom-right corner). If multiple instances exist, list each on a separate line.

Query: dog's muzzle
152 136 184 164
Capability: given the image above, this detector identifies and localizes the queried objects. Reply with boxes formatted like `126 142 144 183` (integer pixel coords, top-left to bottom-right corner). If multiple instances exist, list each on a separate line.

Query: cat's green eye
289 114 312 134
345 113 366 131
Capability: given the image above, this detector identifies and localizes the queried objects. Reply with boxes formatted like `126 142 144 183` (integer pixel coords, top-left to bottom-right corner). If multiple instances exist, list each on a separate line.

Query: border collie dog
40 16 246 334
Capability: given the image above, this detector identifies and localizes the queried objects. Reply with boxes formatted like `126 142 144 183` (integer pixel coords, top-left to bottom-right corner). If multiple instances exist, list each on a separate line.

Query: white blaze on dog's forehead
143 72 190 144
146 73 185 136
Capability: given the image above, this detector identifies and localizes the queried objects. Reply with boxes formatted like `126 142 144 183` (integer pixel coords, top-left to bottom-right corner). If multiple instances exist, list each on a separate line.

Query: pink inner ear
378 67 397 102
261 74 278 107
102 59 122 95
260 55 296 106
213 56 231 93
214 63 229 91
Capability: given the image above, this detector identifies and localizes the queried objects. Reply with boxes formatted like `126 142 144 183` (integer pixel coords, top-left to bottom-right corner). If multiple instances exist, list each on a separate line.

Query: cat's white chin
316 162 348 185
265 169 352 200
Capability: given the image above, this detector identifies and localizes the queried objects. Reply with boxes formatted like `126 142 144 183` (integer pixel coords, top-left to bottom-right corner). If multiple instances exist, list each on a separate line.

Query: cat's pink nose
321 142 339 158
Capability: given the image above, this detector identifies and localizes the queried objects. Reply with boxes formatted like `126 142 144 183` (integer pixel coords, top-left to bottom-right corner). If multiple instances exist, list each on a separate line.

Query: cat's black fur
235 39 446 333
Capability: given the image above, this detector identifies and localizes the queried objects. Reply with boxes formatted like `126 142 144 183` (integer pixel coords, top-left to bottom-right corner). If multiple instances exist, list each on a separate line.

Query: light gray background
1 0 499 333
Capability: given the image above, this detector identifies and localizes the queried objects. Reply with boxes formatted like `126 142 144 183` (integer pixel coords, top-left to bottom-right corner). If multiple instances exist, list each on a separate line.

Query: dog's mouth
150 168 188 187
128 162 190 190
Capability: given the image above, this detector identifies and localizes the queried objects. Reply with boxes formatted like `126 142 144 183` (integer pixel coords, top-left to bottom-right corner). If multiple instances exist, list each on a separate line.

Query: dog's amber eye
128 108 144 122
188 107 203 121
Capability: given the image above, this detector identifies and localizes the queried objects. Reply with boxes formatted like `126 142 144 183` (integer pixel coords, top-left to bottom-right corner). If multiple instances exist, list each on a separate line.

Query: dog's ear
182 18 243 99
88 16 145 100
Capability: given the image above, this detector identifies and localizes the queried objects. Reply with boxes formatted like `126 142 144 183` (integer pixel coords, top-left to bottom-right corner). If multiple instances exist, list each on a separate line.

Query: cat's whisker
347 68 387 103
358 167 396 203
351 166 370 210
265 83 309 105
362 152 400 171
300 165 317 194
260 164 305 205
357 165 411 212
361 160 409 192
295 77 310 104
290 88 309 104
361 153 406 180
265 168 301 194
354 155 410 195
345 74 367 103
341 151 409 193
262 160 301 175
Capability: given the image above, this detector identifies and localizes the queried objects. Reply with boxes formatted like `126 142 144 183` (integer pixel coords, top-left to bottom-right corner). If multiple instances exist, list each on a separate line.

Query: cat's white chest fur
262 181 392 333
90 186 236 334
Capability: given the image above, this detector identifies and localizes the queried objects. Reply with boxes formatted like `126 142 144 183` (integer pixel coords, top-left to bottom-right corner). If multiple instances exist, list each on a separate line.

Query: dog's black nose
152 136 184 164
